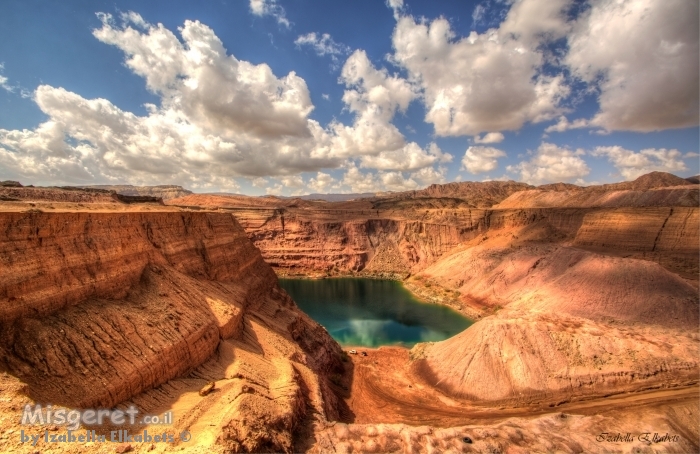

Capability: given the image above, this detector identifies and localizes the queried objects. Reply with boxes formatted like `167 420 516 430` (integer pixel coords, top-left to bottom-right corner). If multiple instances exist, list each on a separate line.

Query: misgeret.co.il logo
21 404 173 430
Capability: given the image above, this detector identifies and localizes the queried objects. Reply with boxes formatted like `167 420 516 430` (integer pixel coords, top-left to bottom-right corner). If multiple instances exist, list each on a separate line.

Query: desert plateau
0 171 698 453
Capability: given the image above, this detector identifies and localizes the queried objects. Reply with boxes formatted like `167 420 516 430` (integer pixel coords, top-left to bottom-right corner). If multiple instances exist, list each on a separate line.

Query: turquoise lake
279 278 472 348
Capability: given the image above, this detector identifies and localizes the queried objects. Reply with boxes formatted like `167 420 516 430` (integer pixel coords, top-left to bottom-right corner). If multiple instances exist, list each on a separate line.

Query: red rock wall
0 211 339 410
237 206 698 278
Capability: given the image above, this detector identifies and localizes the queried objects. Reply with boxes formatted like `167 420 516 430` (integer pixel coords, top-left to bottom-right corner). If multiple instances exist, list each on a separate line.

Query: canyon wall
0 209 344 453
409 214 699 405
217 204 698 282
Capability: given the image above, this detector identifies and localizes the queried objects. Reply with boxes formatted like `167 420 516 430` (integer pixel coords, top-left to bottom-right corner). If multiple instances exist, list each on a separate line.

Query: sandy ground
323 346 700 452
339 347 698 425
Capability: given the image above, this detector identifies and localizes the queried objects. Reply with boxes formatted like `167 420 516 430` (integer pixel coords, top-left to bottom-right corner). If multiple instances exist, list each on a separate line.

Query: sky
0 0 698 195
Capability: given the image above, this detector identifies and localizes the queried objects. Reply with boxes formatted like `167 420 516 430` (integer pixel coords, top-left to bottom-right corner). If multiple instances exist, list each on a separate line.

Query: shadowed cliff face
0 210 344 453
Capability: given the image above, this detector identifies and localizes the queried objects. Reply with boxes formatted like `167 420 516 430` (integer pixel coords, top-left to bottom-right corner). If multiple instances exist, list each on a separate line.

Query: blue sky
0 0 697 195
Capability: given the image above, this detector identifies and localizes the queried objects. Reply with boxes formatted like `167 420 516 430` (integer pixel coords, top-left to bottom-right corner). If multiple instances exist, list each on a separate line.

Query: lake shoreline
275 269 488 321
279 277 472 348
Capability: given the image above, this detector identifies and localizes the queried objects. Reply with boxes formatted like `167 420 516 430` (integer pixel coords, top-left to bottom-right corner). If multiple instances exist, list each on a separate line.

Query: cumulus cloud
280 174 305 188
567 0 699 132
0 14 343 189
386 0 404 20
411 166 447 185
591 146 689 180
507 142 589 184
339 50 415 121
499 0 572 48
360 142 451 171
0 14 447 193
340 163 443 193
308 172 339 192
249 0 290 28
322 49 448 177
462 146 506 174
94 13 314 139
544 116 590 133
474 132 504 144
295 33 350 63
390 0 572 137
251 177 268 188
0 64 13 92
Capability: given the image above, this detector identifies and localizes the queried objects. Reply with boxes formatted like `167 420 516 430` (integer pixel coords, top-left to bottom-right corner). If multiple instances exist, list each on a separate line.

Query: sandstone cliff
82 184 193 200
165 174 699 412
0 209 344 453
408 214 699 404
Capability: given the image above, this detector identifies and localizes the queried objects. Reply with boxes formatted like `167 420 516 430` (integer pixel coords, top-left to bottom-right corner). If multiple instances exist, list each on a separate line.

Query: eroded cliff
0 208 344 453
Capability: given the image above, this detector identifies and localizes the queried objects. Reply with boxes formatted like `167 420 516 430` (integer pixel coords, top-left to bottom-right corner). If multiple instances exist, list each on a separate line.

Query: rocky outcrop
0 186 119 203
397 180 533 206
414 311 699 404
82 184 193 200
409 220 699 404
495 186 699 208
0 210 343 453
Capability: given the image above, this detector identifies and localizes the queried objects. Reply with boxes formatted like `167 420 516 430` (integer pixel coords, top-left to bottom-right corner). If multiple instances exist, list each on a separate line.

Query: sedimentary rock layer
0 210 343 453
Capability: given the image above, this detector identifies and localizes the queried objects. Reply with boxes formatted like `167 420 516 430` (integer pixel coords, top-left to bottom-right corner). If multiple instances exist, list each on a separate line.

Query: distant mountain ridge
62 171 700 206
82 184 193 200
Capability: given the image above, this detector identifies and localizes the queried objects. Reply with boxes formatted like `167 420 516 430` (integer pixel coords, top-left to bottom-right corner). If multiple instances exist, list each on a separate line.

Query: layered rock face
167 174 699 414
82 184 193 200
169 175 699 281
0 209 343 453
409 216 699 404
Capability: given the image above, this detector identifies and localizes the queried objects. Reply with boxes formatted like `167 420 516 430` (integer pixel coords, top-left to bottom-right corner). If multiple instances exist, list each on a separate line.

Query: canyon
0 171 698 453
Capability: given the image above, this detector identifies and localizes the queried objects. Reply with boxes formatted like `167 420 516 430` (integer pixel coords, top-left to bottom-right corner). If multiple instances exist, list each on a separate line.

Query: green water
279 278 472 348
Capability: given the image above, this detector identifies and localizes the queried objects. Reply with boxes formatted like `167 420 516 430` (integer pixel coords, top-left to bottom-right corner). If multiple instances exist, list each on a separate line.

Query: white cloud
339 50 415 121
411 166 447 185
323 50 414 159
567 0 699 132
0 75 11 92
544 116 590 133
472 4 487 25
592 146 689 180
265 184 283 195
340 164 427 193
360 142 451 171
307 171 338 193
94 13 314 139
462 146 506 174
249 0 290 28
0 14 342 190
280 174 305 188
386 0 404 20
0 64 13 92
499 0 572 48
295 32 351 70
380 171 419 192
342 164 381 193
251 177 268 188
474 132 504 144
265 174 310 195
507 142 589 184
322 93 330 101
295 32 350 57
390 0 572 136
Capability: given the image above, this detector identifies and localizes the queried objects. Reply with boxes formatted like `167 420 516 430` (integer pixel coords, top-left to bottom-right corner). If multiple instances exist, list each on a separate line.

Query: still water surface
279 278 472 348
